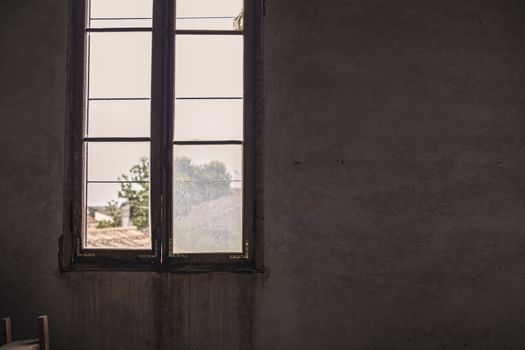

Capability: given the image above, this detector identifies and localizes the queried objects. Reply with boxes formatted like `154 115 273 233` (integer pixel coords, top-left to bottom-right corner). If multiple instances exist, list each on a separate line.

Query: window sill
64 263 263 273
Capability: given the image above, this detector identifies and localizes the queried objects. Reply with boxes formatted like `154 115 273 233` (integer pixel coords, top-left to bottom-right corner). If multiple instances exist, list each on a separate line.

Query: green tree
119 157 150 230
174 157 232 217
98 156 232 228
95 200 122 229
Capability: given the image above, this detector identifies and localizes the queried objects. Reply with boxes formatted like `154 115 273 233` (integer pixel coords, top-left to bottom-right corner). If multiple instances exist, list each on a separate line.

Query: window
62 0 260 271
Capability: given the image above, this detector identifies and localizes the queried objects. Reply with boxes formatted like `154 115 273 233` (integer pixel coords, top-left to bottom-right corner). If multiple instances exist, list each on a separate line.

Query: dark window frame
60 0 262 273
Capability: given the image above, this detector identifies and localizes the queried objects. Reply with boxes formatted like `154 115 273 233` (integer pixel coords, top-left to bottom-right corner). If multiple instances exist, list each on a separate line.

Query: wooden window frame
60 0 262 272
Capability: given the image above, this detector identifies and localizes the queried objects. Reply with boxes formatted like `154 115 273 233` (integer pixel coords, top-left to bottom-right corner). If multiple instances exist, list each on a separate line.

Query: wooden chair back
0 316 49 349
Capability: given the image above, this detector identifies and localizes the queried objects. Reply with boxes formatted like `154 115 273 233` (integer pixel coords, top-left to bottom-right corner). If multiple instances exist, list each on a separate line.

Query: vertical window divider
243 0 255 261
161 0 176 265
150 0 166 264
70 0 87 263
166 0 176 261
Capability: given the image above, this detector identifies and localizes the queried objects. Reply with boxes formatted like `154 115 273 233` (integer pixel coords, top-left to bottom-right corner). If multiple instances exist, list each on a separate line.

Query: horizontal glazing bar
88 97 151 101
87 180 149 184
84 137 151 142
175 180 242 183
176 16 236 19
88 97 242 101
86 28 152 32
173 140 242 145
90 17 152 20
175 97 243 100
175 30 243 35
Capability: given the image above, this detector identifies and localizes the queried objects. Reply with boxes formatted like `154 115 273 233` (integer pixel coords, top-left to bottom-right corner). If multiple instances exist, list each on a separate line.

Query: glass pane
175 35 243 98
172 145 243 253
85 182 151 249
90 18 153 28
174 99 243 141
176 0 243 30
86 142 150 182
87 32 151 99
86 99 150 137
89 0 152 28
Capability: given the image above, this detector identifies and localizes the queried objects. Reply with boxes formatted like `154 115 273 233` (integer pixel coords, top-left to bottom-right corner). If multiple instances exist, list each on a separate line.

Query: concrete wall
1 0 525 349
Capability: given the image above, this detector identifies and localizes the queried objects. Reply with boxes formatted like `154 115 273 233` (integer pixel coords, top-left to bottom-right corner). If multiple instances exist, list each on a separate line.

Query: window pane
175 35 243 98
85 183 151 249
86 142 150 182
87 32 151 99
174 99 243 141
90 18 153 28
176 0 243 30
173 181 242 253
86 99 150 138
173 144 242 180
172 145 243 253
88 0 152 28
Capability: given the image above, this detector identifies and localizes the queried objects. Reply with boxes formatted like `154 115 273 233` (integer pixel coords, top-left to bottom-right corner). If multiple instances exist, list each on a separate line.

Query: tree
174 157 232 217
97 156 232 228
119 157 150 230
95 200 122 229
95 157 149 230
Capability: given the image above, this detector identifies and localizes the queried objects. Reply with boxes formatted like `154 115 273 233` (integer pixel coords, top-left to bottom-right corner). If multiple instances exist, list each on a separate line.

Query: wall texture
1 0 525 349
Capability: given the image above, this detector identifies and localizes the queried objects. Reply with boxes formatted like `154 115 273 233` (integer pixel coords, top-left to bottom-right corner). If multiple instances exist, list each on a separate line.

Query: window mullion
243 0 256 262
150 0 167 264
160 0 176 265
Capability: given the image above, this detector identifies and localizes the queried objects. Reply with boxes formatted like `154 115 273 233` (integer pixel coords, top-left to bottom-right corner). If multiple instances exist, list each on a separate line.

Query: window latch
229 240 250 260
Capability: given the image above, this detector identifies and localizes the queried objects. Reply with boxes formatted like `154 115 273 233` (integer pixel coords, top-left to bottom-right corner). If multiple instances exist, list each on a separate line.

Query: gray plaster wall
1 0 525 349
